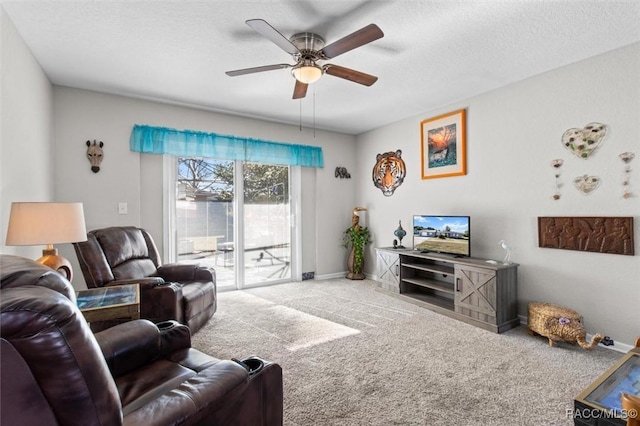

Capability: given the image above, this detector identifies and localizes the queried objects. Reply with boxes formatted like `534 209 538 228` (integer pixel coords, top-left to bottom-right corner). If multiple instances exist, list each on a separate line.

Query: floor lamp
5 202 87 281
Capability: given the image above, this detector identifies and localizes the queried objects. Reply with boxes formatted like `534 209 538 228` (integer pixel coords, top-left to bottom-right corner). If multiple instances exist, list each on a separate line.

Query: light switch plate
118 202 128 214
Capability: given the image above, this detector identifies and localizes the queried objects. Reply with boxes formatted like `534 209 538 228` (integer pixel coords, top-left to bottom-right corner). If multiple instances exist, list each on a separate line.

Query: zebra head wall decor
86 140 104 173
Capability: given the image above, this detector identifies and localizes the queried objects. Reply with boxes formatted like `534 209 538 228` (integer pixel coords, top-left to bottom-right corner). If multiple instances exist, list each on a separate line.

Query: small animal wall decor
561 122 606 159
86 140 104 173
335 166 351 179
372 150 406 196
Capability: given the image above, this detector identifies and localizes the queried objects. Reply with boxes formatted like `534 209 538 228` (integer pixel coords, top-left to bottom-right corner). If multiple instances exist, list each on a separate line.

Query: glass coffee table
76 283 140 323
574 344 640 425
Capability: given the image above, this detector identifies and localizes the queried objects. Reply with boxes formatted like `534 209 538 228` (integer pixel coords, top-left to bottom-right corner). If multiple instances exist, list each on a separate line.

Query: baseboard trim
314 272 348 281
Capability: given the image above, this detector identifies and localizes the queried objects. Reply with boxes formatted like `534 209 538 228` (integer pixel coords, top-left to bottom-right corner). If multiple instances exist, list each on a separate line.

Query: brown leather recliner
0 254 283 426
73 226 215 333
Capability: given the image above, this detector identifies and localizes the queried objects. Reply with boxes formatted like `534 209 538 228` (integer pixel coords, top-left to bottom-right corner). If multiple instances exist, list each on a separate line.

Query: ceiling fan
225 19 384 99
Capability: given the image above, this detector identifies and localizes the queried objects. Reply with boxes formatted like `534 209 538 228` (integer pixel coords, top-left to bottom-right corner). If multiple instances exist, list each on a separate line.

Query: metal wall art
620 152 635 199
551 159 564 200
538 216 634 256
552 122 617 197
372 150 406 196
562 122 606 159
573 174 601 195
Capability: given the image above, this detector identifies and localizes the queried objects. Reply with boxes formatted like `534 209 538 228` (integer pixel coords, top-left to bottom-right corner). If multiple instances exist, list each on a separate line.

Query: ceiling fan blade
292 80 308 99
246 19 300 55
226 63 291 76
324 65 378 86
320 24 384 59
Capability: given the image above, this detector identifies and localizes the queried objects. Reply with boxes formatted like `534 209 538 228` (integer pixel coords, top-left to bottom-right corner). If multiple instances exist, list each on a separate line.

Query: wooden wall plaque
538 217 634 256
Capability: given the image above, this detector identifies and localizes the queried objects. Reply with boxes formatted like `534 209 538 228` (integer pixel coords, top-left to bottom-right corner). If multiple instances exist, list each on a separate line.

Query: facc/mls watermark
566 408 638 420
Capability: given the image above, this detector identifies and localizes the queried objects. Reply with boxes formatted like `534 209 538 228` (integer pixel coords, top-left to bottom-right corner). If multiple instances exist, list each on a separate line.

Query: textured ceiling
3 1 640 135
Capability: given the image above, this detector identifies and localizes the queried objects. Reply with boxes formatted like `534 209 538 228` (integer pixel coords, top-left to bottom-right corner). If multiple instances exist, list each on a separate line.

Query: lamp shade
292 64 323 84
5 202 87 246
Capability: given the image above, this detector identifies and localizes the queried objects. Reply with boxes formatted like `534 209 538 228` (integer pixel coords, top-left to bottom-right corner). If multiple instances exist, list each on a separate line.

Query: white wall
0 6 54 259
356 42 640 346
52 87 357 288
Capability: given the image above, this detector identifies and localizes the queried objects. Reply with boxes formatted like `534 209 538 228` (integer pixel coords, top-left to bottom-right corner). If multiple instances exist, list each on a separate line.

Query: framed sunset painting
420 109 467 179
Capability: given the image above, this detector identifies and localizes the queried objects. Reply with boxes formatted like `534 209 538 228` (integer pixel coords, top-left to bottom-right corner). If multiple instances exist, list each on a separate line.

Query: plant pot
346 246 365 280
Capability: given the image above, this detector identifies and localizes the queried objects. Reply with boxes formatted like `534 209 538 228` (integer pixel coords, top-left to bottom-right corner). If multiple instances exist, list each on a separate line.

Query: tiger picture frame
420 109 467 179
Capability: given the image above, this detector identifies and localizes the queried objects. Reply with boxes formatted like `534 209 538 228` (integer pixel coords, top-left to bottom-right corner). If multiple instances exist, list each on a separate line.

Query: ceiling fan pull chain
313 89 316 138
299 99 302 132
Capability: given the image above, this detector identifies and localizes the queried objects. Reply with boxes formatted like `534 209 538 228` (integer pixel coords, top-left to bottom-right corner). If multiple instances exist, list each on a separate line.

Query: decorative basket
527 302 604 349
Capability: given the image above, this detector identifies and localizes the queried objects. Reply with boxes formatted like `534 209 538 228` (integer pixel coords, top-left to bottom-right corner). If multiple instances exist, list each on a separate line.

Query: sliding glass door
242 163 291 286
175 158 292 290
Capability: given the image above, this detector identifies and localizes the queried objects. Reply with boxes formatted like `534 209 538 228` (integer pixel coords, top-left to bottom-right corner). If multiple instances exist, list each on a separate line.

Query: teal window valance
129 124 324 168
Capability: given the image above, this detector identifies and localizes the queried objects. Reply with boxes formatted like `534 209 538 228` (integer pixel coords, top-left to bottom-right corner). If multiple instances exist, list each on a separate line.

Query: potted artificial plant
343 207 371 280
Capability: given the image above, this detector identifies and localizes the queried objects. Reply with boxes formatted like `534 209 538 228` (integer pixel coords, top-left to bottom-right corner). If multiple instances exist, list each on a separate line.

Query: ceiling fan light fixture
227 20 384 99
292 62 323 84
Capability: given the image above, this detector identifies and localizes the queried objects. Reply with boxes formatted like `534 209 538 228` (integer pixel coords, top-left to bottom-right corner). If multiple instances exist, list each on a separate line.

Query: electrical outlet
118 202 128 215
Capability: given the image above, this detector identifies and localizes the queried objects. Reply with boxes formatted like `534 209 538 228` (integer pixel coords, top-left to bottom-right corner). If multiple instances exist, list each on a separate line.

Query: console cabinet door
454 264 497 325
375 249 400 292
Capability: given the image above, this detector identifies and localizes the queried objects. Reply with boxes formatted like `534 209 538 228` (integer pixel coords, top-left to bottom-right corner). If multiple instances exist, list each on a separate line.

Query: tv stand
418 250 464 259
375 248 519 333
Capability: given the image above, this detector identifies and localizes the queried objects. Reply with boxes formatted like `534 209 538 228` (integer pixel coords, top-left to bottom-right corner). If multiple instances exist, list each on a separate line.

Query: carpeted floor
191 278 622 426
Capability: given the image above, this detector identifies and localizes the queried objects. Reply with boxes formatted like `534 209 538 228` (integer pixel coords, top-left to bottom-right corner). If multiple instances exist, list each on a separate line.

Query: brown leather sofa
73 226 216 333
0 254 283 426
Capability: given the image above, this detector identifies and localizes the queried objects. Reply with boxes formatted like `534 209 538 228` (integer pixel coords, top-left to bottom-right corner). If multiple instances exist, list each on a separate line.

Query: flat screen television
413 215 470 257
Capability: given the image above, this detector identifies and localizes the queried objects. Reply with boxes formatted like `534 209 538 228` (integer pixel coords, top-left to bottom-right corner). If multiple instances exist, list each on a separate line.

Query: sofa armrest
105 277 164 290
156 320 192 355
96 319 174 378
107 280 182 323
155 264 215 282
250 360 284 425
104 278 183 323
143 281 184 322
